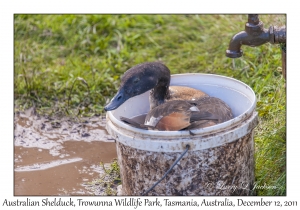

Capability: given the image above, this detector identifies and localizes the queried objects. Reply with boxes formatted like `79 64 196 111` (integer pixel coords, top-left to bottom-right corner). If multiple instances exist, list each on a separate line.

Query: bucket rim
107 111 258 152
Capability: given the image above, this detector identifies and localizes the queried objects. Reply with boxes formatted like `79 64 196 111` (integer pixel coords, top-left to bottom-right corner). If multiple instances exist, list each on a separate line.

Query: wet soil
14 108 118 196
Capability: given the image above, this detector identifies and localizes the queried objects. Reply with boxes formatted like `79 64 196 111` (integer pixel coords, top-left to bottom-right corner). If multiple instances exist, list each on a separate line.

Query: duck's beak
104 89 126 111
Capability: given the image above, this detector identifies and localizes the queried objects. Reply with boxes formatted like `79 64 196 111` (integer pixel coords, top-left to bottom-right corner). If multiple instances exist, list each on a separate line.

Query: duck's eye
133 78 139 84
117 95 123 101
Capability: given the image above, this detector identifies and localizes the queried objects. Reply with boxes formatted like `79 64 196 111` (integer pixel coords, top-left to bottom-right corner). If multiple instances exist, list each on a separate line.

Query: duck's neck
149 77 170 110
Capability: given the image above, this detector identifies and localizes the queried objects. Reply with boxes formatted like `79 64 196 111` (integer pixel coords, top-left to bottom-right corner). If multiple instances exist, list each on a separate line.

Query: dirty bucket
106 73 258 196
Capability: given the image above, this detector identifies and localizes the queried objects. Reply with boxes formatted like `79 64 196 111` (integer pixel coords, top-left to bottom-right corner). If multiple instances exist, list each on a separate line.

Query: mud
14 108 117 196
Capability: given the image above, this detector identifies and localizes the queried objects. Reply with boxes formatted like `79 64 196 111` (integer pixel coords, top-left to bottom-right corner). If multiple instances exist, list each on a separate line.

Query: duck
144 97 233 131
104 62 233 131
104 62 208 111
120 97 233 131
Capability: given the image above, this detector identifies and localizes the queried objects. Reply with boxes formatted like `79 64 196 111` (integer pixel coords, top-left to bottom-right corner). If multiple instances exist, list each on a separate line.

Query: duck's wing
187 97 233 129
144 100 218 131
120 116 154 130
190 111 220 122
144 100 193 131
187 120 218 130
155 112 191 131
191 97 233 122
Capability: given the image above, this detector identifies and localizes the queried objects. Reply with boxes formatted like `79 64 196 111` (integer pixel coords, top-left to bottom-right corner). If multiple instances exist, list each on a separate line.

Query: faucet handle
248 14 259 25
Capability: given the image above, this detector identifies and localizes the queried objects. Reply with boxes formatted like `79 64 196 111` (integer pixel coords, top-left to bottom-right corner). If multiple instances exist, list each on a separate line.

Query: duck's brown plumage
145 100 196 131
167 86 208 101
143 97 233 131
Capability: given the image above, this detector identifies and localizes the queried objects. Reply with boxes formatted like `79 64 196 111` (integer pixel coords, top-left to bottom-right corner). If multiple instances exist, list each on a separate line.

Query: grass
14 14 286 195
84 160 121 196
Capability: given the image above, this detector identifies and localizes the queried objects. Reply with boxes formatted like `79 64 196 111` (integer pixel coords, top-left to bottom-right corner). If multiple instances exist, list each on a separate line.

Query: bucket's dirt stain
14 108 117 196
117 131 255 196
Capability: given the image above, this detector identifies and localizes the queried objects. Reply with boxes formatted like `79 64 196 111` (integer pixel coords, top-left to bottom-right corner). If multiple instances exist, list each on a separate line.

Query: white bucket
106 73 258 196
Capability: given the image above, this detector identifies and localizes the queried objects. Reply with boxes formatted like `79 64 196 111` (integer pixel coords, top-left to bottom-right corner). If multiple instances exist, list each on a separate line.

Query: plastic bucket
106 73 258 196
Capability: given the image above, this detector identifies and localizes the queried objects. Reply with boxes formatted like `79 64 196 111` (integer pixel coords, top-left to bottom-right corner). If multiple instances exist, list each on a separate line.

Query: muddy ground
14 108 119 196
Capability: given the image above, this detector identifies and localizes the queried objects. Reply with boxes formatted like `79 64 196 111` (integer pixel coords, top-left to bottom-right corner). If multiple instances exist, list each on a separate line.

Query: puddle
14 108 118 195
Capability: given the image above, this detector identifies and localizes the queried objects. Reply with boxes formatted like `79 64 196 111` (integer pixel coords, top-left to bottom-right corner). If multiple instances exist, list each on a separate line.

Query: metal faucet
226 14 286 78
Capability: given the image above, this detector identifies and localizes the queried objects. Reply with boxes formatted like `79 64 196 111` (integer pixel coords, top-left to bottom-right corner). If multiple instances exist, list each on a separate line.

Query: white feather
145 115 163 126
189 106 200 112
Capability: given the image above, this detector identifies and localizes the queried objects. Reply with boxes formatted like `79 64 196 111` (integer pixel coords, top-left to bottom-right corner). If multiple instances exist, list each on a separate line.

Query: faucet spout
226 29 270 58
226 14 286 79
226 14 271 58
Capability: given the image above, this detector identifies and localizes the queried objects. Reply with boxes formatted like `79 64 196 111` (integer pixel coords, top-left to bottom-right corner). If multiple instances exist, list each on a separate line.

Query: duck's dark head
104 62 170 111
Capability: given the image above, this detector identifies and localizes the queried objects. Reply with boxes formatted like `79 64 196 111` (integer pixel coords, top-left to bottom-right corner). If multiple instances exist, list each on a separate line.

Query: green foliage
86 159 121 196
14 14 286 195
